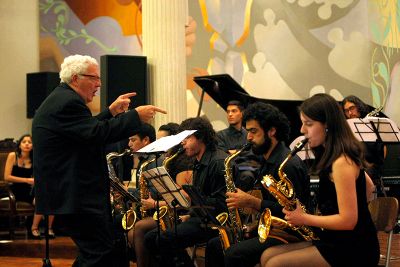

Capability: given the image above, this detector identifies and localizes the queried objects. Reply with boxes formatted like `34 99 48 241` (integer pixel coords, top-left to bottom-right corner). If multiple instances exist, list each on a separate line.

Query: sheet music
347 117 400 143
137 130 196 153
142 166 190 208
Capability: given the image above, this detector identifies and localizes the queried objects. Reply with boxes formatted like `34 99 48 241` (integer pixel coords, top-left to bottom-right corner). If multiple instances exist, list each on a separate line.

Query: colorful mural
39 0 400 128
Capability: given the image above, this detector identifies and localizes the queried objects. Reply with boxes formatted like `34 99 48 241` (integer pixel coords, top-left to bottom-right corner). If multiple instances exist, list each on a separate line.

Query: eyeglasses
344 105 357 114
79 74 101 81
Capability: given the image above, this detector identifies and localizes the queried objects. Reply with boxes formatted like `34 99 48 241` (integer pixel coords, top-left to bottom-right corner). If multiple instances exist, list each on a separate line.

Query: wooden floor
0 230 399 267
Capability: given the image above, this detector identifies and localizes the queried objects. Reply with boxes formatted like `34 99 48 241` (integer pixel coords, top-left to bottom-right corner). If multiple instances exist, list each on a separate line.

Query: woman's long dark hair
16 134 33 161
300 94 365 173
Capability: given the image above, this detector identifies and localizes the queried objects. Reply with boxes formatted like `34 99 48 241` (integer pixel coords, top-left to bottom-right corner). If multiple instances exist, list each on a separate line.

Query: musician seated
341 95 386 193
205 102 310 267
216 100 248 154
130 122 194 267
143 117 228 267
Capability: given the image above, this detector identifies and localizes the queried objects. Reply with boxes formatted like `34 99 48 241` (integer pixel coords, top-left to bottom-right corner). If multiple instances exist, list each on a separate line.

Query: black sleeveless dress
312 168 380 267
9 153 34 203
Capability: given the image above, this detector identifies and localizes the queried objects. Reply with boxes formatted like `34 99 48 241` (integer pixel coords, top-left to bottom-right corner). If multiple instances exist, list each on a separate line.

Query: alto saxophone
138 156 156 218
365 105 383 118
107 150 138 231
214 143 251 250
258 138 319 242
152 147 185 231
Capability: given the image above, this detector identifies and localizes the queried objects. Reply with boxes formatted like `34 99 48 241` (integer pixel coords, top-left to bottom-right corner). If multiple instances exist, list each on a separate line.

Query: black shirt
257 142 309 219
216 126 247 152
192 148 228 217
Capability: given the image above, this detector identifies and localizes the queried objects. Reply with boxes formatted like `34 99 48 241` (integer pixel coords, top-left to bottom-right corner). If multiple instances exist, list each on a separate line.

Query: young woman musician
260 93 379 267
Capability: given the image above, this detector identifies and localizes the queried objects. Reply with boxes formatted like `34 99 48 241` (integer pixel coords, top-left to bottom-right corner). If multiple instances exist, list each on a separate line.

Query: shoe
48 229 56 239
30 228 41 239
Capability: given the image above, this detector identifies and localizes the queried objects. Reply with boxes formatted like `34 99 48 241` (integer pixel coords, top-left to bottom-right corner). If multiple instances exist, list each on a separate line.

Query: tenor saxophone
152 147 185 231
214 143 251 250
138 157 156 218
258 138 319 242
107 150 138 231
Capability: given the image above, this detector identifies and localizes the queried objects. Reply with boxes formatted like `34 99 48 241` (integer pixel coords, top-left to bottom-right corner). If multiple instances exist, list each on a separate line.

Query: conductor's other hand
136 105 167 123
109 92 137 116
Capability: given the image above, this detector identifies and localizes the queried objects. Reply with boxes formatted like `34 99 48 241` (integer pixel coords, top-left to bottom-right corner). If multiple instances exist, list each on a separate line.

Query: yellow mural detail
199 0 215 32
236 0 253 47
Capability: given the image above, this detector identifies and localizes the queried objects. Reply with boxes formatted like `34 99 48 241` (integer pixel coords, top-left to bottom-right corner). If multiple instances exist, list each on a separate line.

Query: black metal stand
42 215 52 267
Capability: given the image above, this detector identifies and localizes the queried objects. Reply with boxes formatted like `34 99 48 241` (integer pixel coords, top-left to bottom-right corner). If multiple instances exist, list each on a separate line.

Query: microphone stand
42 214 52 267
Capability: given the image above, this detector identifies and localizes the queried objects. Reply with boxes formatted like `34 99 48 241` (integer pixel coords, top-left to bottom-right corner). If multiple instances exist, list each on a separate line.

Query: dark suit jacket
32 83 142 215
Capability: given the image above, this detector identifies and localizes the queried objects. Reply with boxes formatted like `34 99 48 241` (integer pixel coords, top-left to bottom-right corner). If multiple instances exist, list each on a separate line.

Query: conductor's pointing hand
136 105 167 123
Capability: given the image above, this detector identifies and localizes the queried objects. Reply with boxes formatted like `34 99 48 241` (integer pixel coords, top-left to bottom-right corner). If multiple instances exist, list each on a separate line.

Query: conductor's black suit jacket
32 83 142 215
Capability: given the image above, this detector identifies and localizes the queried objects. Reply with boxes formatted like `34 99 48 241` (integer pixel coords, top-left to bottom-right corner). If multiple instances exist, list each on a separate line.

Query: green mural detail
39 0 117 52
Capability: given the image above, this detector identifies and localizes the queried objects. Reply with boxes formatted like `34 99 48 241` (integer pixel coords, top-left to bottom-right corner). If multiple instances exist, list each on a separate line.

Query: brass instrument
214 143 251 250
138 157 156 218
365 106 383 118
152 147 185 231
107 150 138 231
258 138 319 242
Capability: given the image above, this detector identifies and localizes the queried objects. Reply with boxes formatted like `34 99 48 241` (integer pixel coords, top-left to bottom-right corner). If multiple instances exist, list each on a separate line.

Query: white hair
59 55 98 83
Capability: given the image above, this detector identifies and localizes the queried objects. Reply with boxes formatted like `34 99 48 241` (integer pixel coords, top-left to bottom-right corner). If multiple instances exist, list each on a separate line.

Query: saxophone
107 150 138 231
214 143 251 250
365 105 383 117
258 138 319 242
152 147 185 231
138 156 156 218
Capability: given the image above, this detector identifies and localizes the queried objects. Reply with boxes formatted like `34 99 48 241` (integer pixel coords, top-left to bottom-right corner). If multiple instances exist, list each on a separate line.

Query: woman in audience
4 134 55 239
260 94 379 267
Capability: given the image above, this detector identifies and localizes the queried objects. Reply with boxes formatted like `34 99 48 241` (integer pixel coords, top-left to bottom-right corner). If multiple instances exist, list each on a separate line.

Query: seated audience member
4 134 54 238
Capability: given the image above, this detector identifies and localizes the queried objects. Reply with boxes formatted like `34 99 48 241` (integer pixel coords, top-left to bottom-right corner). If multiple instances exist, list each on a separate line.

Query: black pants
144 217 218 267
58 213 117 267
205 236 285 267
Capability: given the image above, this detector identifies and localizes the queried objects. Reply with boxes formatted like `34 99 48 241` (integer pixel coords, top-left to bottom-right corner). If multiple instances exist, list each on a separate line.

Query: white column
0 0 39 138
142 0 188 129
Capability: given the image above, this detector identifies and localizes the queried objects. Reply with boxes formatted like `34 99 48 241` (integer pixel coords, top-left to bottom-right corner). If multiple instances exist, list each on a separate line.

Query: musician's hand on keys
141 197 155 210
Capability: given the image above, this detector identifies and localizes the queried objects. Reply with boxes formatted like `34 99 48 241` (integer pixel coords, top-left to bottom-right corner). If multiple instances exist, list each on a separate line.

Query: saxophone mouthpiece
243 142 252 150
290 138 308 156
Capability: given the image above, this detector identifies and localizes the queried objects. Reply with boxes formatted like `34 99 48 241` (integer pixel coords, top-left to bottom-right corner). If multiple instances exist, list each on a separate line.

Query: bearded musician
205 102 310 267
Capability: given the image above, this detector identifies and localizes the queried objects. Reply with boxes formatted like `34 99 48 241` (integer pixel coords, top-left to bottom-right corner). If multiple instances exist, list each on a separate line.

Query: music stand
142 166 190 266
181 185 221 227
347 117 400 143
143 166 189 210
348 117 400 196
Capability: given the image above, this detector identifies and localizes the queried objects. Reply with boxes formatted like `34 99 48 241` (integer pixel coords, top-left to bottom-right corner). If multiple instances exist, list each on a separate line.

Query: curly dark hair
242 102 290 142
16 134 33 160
179 117 217 150
341 95 370 118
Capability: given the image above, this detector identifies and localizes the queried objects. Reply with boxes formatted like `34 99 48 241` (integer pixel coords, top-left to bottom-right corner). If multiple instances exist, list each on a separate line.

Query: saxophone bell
107 150 138 232
258 137 318 243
